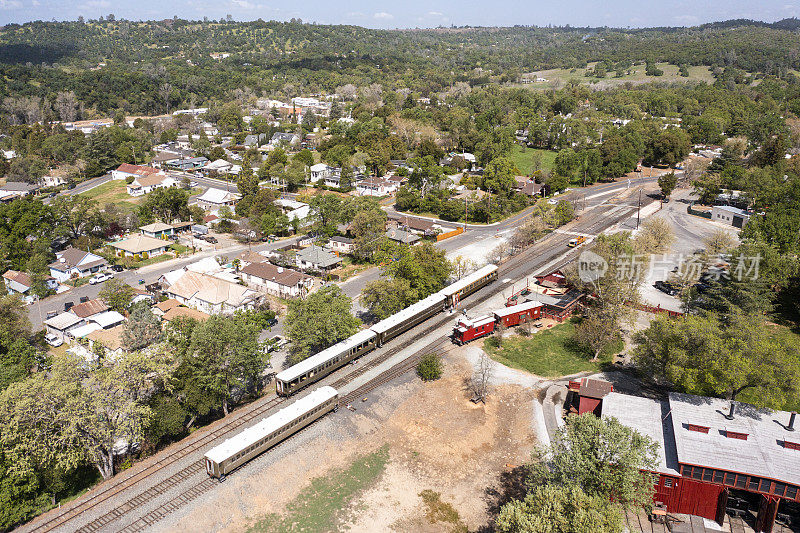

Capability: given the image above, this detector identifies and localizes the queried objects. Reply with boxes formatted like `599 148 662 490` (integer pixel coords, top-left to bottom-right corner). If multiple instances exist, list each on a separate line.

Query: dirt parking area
163 350 539 533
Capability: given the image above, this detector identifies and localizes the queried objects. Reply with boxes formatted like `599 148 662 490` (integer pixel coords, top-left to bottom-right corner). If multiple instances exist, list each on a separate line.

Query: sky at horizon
0 0 798 29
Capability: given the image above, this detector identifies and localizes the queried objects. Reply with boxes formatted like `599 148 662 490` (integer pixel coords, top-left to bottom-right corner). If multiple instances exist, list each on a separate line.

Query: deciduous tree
285 286 361 363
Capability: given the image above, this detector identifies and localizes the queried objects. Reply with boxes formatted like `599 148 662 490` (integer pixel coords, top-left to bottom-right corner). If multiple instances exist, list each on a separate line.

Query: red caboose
494 301 542 327
453 315 496 344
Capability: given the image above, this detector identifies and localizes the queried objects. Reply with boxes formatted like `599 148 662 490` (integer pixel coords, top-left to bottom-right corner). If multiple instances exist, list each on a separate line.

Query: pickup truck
568 236 586 248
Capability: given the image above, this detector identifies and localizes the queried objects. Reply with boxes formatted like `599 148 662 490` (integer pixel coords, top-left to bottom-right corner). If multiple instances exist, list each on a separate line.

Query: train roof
275 329 377 383
493 300 542 318
438 264 498 297
370 292 446 335
204 386 338 464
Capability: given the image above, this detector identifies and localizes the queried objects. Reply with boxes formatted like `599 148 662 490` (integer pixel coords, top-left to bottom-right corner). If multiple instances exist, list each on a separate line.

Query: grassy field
517 62 715 90
248 445 390 533
509 145 557 176
484 318 622 378
78 180 143 212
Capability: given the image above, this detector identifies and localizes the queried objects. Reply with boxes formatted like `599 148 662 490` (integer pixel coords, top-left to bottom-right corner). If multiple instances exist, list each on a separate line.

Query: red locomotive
453 301 542 344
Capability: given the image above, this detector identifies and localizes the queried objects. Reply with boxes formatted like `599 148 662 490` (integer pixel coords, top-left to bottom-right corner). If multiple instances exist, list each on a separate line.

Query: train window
772 482 786 496
735 475 747 488
664 478 673 488
749 478 760 491
713 470 724 484
786 485 797 499
703 469 713 482
759 479 771 493
691 467 702 480
724 472 736 486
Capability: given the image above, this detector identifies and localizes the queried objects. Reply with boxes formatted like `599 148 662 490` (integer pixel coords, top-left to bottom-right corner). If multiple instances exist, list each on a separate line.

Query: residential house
310 163 333 182
242 133 267 148
164 157 209 171
85 325 126 359
275 198 309 222
356 177 396 197
386 228 421 245
711 205 750 229
2 269 56 301
0 181 40 199
297 232 322 247
139 222 175 239
86 310 126 330
326 236 354 254
392 215 435 236
270 132 301 148
48 247 107 282
162 306 211 323
130 287 156 306
44 312 85 342
112 163 162 181
152 298 182 317
513 177 544 197
40 175 68 188
163 270 259 315
240 262 313 299
204 159 234 175
69 298 109 320
126 173 179 196
195 188 241 211
110 234 171 259
295 245 342 271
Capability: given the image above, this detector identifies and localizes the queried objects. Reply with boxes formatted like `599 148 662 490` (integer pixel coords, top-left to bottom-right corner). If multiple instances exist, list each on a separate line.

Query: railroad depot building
579 386 799 532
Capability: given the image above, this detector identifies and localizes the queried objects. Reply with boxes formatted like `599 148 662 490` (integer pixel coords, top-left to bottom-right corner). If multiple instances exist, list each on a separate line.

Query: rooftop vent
724 401 736 420
789 412 797 432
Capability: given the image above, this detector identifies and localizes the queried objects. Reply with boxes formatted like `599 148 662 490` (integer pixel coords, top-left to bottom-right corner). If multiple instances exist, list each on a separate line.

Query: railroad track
25 197 652 533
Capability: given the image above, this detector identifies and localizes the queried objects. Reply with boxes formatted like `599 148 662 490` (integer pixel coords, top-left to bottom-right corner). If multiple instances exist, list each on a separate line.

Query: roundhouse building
594 390 799 532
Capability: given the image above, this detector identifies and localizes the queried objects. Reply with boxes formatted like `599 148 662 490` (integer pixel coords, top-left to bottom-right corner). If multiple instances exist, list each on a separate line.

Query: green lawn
484 319 622 378
78 179 142 212
248 445 390 533
509 145 557 176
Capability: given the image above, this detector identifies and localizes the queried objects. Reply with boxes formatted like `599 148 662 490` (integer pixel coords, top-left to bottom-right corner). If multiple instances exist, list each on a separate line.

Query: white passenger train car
438 264 498 308
370 292 447 346
275 330 377 396
204 386 338 478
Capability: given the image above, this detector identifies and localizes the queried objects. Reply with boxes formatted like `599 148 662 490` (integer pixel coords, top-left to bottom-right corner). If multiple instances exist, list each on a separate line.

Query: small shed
567 378 614 416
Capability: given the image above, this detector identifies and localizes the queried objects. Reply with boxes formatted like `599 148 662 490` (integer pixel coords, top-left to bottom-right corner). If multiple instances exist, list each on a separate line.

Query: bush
416 353 443 381
484 337 501 349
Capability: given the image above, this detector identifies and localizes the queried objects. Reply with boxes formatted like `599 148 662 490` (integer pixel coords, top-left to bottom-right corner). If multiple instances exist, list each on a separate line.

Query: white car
44 333 63 347
89 272 113 285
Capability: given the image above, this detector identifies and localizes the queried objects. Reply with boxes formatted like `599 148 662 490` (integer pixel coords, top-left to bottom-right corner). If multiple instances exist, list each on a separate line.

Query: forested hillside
2 18 800 115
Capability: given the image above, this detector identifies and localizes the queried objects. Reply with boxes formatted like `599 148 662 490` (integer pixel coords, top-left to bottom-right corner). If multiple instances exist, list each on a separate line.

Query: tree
294 148 315 167
416 353 443 381
0 295 38 391
186 314 265 415
50 195 102 241
496 484 623 533
470 350 494 403
0 351 172 480
309 193 343 234
575 315 618 362
361 278 415 319
381 242 452 300
657 171 677 199
483 156 519 193
138 187 190 224
633 312 800 409
98 279 135 313
633 217 675 255
122 303 162 351
285 286 361 363
0 198 56 271
531 413 657 509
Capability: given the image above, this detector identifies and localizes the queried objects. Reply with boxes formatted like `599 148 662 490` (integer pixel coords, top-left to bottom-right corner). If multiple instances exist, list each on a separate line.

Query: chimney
277 267 283 273
789 412 797 432
725 401 736 420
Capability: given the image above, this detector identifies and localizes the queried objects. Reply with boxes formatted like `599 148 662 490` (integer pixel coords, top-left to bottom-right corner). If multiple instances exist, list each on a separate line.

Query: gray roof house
386 228 421 245
295 245 342 271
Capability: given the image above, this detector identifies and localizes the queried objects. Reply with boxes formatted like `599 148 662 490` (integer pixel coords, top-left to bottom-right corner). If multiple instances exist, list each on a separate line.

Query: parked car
64 301 74 311
46 311 58 319
89 272 113 285
44 333 63 347
205 236 218 244
654 280 680 296
267 335 288 352
111 264 125 272
79 296 89 303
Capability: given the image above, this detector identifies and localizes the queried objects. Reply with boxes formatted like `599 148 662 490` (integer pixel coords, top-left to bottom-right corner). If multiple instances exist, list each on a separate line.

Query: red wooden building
453 314 495 344
590 390 800 531
567 378 614 415
495 301 542 327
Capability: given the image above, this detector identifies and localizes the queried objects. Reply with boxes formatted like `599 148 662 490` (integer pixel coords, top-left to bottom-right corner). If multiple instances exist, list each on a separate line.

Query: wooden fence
436 227 464 241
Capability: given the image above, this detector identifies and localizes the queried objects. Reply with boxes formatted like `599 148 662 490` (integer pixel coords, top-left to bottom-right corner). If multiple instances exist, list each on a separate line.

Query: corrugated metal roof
204 386 337 463
276 330 377 383
493 300 541 318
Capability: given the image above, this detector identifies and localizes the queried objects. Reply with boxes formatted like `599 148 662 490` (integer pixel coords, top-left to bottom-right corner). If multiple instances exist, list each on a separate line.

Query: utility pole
636 188 642 229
